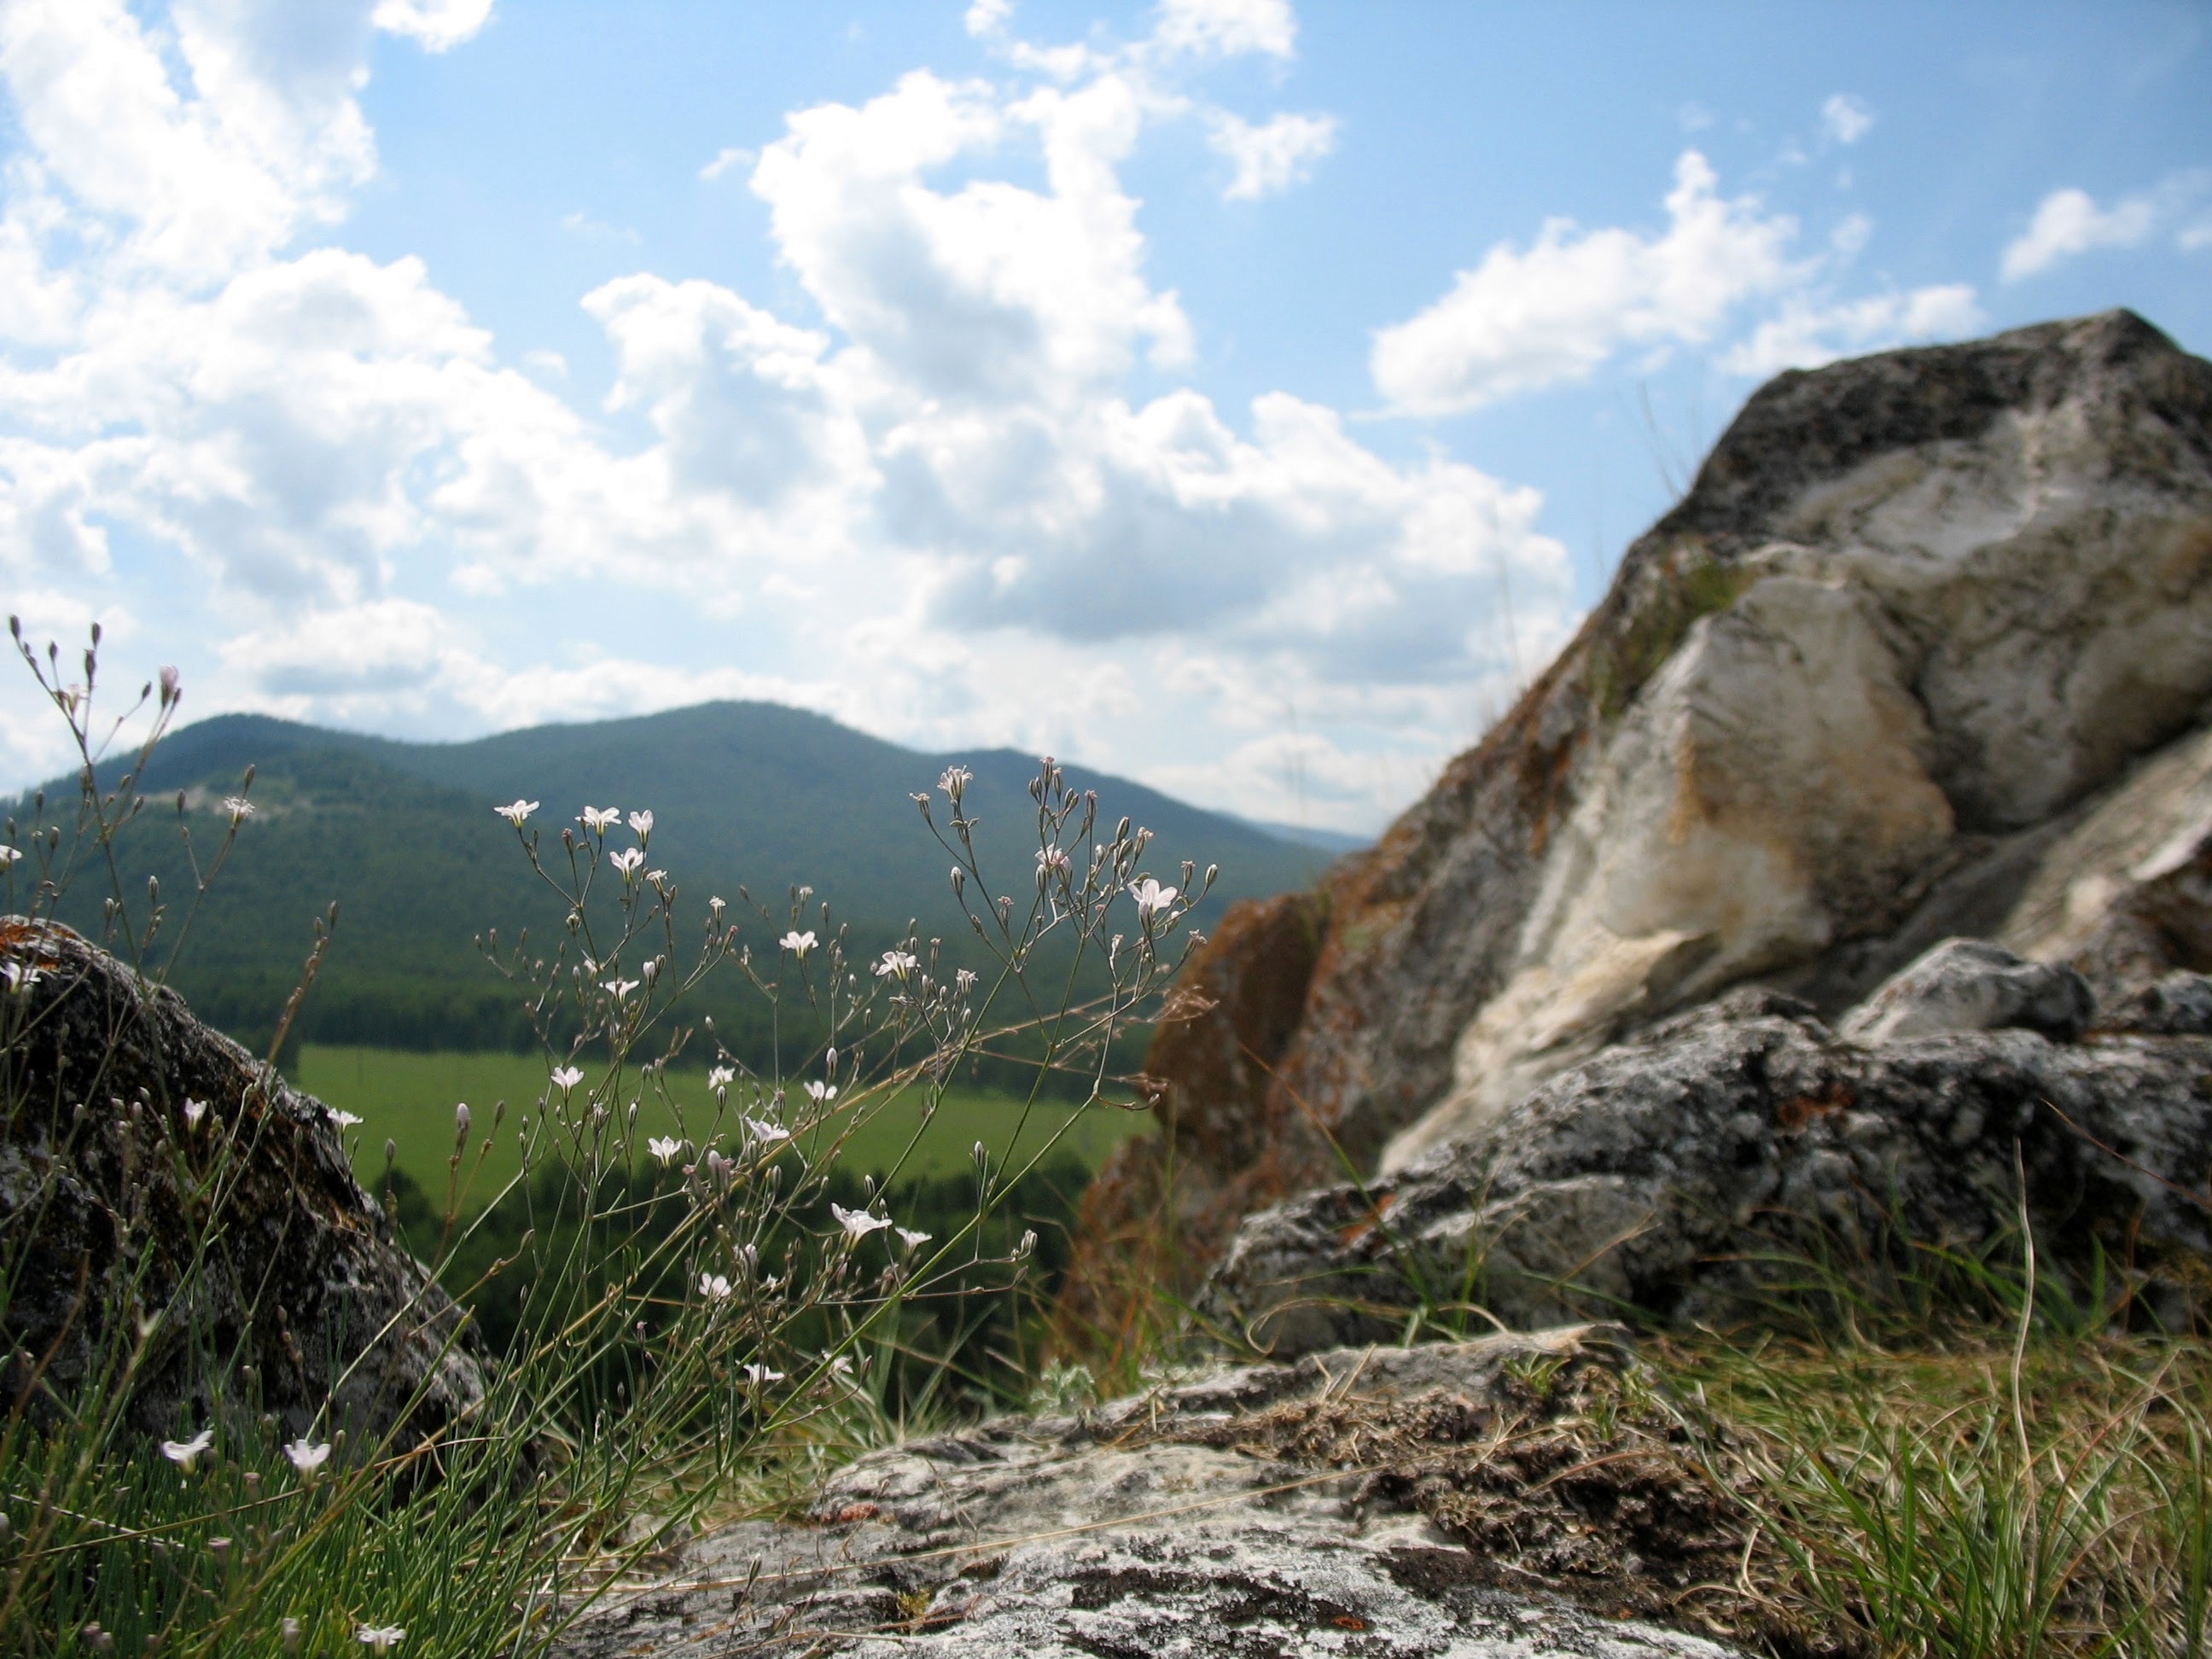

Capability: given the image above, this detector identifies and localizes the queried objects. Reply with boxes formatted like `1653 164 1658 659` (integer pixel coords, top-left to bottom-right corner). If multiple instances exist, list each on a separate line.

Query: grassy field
297 1043 1151 1208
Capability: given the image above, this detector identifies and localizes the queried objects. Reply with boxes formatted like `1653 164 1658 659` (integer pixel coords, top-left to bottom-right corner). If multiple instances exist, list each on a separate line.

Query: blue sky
2 0 2206 831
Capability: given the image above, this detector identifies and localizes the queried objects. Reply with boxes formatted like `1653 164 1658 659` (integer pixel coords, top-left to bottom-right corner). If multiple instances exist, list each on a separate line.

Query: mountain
1223 815 1371 857
20 701 1331 1056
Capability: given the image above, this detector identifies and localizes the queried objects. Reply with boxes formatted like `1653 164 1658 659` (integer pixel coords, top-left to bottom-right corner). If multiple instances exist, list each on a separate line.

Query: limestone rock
1835 938 2094 1045
1206 983 2212 1356
0 918 485 1447
556 1327 1782 1659
1066 311 2212 1289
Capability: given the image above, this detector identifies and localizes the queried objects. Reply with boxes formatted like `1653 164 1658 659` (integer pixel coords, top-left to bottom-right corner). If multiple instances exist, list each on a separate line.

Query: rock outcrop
1071 310 2212 1313
0 918 484 1447
1206 948 2212 1357
558 1327 1797 1659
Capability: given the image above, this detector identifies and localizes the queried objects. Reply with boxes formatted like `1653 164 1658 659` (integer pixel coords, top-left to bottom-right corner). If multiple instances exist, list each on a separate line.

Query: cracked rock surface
556 1328 1779 1659
1206 950 2212 1356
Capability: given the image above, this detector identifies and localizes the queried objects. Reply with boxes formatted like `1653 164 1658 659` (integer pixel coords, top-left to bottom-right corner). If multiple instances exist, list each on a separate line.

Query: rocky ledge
557 1326 1816 1659
1207 943 2212 1356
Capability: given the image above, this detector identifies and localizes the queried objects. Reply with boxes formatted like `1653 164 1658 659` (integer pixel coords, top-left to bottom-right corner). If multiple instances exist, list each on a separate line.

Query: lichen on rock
0 917 485 1448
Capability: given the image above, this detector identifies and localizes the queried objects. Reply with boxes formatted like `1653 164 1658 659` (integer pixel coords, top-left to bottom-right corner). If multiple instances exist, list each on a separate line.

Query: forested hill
18 702 1345 1056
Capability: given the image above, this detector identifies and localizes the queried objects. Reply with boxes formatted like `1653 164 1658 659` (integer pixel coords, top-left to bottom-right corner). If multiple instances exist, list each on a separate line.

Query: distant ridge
25 701 1330 1054
1223 814 1371 858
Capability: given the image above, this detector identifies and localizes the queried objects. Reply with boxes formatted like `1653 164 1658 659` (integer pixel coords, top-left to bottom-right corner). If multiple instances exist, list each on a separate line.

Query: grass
1665 1333 2212 1659
296 1044 1151 1211
10 633 2209 1659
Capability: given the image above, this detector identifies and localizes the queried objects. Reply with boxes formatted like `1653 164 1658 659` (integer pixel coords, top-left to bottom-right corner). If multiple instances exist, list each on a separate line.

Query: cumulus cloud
1819 93 1874 146
698 146 754 183
1720 284 1985 377
0 0 378 279
0 0 1562 831
1150 0 1298 61
2002 185 2157 280
1371 152 1803 416
371 0 495 53
1208 110 1337 200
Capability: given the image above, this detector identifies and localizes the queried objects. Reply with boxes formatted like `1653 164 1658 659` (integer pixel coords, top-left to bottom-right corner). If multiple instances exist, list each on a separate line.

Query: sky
0 0 2206 834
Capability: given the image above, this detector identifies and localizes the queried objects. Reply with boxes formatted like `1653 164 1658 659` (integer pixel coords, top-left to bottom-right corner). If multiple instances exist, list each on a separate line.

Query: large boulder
1070 310 2212 1303
1204 949 2212 1357
556 1327 1791 1659
0 918 485 1447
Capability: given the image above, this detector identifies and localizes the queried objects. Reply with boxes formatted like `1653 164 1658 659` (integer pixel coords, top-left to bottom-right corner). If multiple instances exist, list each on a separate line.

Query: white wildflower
707 1063 736 1091
602 978 640 1000
284 1439 331 1476
1037 846 1069 876
160 1428 214 1470
0 846 19 865
1130 878 1178 923
804 1080 838 1105
183 1098 207 1128
649 1136 681 1164
579 806 620 831
779 929 817 957
744 1116 790 1144
608 847 643 877
356 1627 406 1652
874 949 917 979
627 809 654 841
550 1065 584 1092
895 1227 932 1251
222 796 256 826
699 1272 732 1301
493 800 538 827
938 765 972 800
956 969 978 993
742 1363 784 1385
329 1110 362 1130
830 1203 893 1240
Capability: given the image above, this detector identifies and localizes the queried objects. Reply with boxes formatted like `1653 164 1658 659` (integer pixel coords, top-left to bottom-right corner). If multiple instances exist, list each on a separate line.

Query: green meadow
297 1044 1153 1208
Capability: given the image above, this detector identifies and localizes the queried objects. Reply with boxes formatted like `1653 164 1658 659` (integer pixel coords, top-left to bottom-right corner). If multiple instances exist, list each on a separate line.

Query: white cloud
1720 284 1986 378
2002 185 2157 281
698 146 755 183
1371 152 1802 416
221 597 455 697
751 69 1193 407
964 0 1015 35
0 0 377 281
559 209 638 245
0 0 1570 831
371 0 495 53
1208 110 1337 201
1820 93 1874 146
1150 0 1297 61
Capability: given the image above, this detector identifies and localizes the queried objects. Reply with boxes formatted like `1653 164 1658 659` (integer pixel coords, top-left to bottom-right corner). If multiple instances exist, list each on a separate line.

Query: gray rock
1068 311 2212 1288
1206 986 2212 1356
0 918 485 1447
1836 938 2095 1045
556 1327 1778 1659
2099 970 2212 1036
